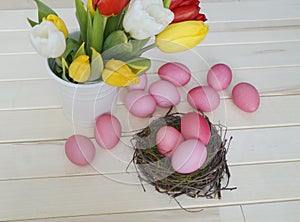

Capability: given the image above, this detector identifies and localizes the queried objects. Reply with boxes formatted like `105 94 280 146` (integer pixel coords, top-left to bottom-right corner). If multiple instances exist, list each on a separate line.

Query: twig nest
131 111 234 199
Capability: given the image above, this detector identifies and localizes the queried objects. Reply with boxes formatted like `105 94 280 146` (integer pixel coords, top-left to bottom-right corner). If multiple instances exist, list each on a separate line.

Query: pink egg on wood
65 135 95 166
125 90 156 118
171 139 207 174
156 126 184 157
207 63 232 91
180 112 211 145
232 82 260 112
158 62 191 86
127 73 148 91
94 114 122 149
187 86 220 112
149 80 180 108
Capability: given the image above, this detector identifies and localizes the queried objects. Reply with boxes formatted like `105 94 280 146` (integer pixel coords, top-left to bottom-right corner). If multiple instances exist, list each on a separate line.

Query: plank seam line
240 205 247 222
1 160 299 182
3 198 300 222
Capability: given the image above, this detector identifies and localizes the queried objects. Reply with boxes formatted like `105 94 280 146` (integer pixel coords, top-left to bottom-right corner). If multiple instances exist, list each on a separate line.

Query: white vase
45 59 118 127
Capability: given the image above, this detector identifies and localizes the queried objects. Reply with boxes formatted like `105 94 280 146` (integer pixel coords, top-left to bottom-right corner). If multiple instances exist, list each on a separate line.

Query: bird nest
131 110 235 200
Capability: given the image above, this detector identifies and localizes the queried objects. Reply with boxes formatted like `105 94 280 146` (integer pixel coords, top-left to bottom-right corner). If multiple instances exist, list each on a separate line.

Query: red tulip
195 13 207 22
170 0 199 10
93 0 130 16
168 0 207 23
172 5 200 23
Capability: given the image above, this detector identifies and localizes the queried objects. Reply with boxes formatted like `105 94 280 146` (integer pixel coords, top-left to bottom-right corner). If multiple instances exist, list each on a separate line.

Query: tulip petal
69 55 91 82
87 0 96 16
155 21 209 53
123 0 174 40
102 59 140 86
44 14 68 38
29 21 66 58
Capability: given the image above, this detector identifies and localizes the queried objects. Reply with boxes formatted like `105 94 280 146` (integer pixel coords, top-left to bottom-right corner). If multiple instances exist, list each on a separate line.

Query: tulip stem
140 43 156 54
163 0 172 8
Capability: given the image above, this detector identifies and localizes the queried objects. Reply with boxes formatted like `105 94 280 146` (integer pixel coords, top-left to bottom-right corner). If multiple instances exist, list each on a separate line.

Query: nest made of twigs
131 110 235 199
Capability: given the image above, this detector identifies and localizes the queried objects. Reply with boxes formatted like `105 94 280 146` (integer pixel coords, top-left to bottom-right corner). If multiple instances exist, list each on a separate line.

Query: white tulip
29 20 66 58
123 0 174 40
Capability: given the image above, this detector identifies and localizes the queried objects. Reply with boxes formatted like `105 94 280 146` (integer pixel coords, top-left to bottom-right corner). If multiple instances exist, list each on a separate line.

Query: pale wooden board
19 206 245 222
1 65 299 111
0 94 300 143
2 27 300 54
0 162 299 221
0 1 299 221
242 201 300 222
0 0 75 10
1 1 299 31
1 41 300 81
0 125 299 181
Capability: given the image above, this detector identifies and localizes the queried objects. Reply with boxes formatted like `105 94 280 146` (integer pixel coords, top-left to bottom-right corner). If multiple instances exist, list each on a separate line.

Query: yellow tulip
69 55 91 83
44 14 68 38
87 0 96 16
155 21 209 53
102 59 140 87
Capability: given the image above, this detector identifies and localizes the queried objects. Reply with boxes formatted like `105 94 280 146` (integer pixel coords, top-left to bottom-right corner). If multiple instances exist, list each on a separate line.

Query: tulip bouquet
28 0 208 87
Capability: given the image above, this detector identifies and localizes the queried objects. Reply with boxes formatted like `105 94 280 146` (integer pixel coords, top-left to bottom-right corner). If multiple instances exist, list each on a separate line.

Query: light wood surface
0 0 300 221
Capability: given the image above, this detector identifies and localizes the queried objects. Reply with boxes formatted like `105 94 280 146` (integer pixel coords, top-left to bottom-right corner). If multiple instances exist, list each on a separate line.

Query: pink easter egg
180 112 211 145
207 63 232 91
187 86 220 112
65 135 96 166
94 114 122 149
156 126 184 157
125 90 156 118
158 62 191 86
127 73 148 91
149 80 180 108
232 82 260 112
171 139 207 174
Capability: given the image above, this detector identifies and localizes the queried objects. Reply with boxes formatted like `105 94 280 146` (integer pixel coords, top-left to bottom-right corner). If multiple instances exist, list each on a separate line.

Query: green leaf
75 0 87 42
61 38 80 59
101 42 133 61
127 57 151 76
163 0 172 8
131 38 150 51
61 58 70 82
88 48 104 82
86 12 93 56
103 30 128 51
27 18 38 27
128 38 151 58
90 10 104 53
33 0 58 23
103 10 125 39
55 57 62 67
74 42 86 59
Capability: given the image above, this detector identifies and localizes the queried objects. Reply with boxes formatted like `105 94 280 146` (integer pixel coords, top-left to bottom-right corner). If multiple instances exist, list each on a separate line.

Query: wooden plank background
0 0 300 221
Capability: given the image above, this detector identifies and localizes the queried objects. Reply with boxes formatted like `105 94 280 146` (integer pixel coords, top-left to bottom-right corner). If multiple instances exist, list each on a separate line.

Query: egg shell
158 62 191 86
207 63 232 91
65 135 95 166
94 114 122 149
232 82 260 112
156 126 184 157
187 86 220 112
171 139 207 174
125 90 156 117
180 112 211 145
127 73 148 91
149 80 180 108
